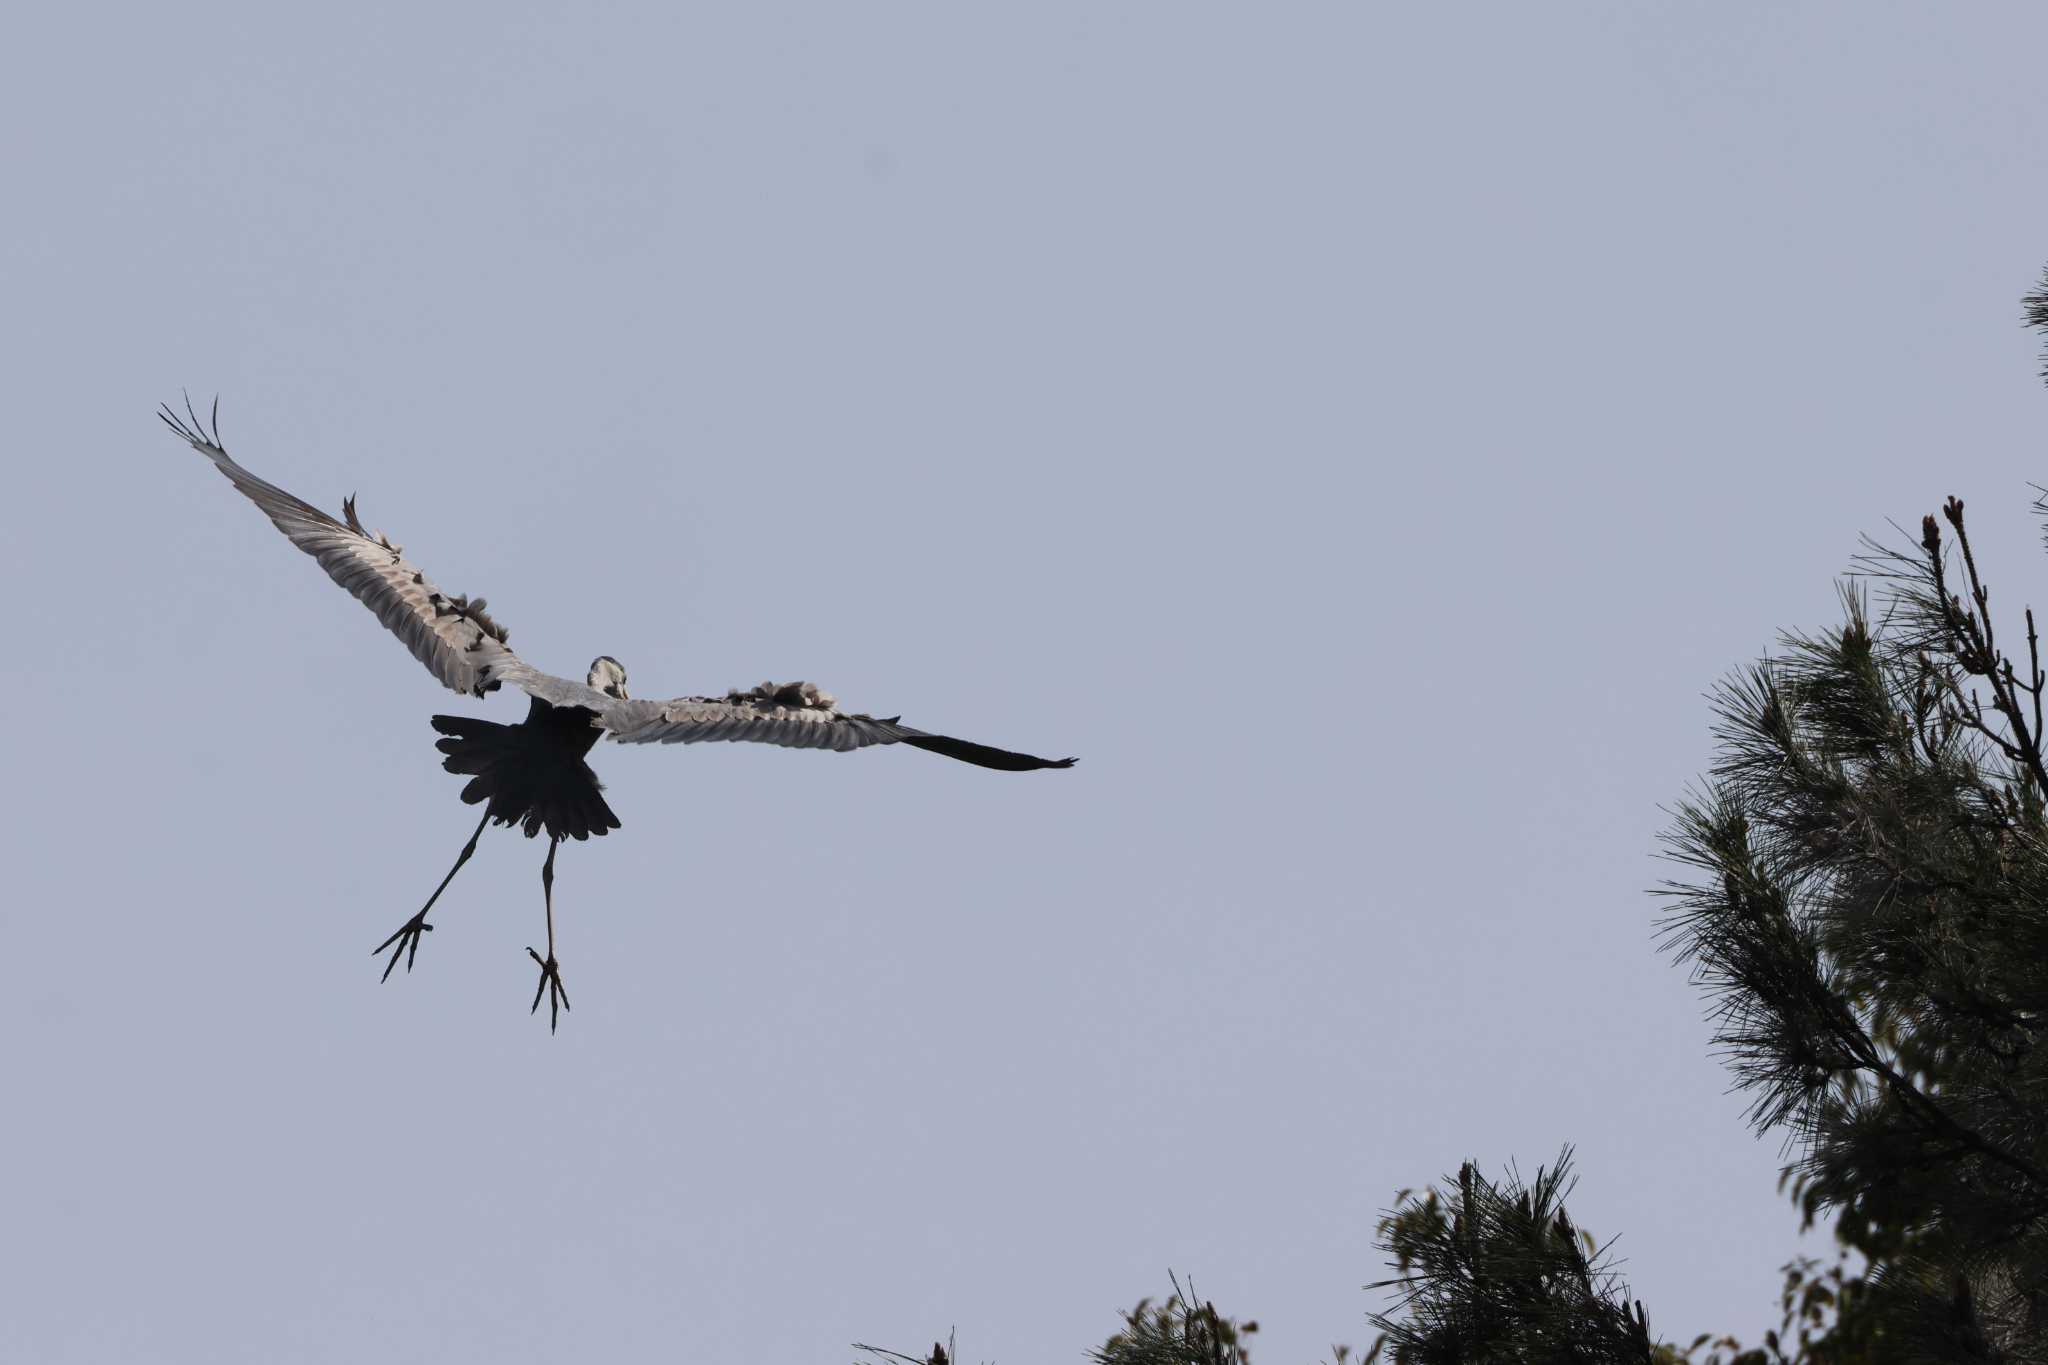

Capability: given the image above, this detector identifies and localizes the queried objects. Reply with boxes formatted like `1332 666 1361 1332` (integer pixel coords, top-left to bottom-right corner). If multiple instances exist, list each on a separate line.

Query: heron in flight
160 398 1074 1030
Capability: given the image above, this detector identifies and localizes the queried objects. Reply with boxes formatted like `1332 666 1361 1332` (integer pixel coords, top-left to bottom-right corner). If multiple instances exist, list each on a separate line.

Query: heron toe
374 912 435 982
527 947 570 1032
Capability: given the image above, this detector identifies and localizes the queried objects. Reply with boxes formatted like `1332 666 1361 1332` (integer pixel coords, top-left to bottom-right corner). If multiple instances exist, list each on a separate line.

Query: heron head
588 656 629 700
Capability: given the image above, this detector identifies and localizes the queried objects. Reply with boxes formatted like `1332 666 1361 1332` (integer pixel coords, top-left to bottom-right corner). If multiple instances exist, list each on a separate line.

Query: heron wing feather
160 400 524 698
602 693 896 750
600 686 1075 769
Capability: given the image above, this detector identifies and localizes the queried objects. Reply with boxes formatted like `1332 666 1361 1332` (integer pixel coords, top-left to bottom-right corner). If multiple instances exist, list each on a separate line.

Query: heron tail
430 714 622 841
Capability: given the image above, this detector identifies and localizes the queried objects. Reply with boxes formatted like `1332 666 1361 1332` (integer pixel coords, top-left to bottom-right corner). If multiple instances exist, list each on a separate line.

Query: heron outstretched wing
160 397 527 699
599 681 1077 770
165 399 1075 769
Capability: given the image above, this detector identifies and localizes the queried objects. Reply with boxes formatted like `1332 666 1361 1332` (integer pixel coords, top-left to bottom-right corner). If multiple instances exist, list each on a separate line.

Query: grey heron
159 398 1074 1031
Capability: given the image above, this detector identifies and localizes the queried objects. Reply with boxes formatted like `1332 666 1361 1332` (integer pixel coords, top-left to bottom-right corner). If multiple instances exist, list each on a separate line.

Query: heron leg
527 836 571 1033
374 809 491 981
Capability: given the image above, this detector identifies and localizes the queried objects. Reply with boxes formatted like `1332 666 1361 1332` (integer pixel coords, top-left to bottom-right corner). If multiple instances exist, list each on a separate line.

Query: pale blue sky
7 5 2048 1361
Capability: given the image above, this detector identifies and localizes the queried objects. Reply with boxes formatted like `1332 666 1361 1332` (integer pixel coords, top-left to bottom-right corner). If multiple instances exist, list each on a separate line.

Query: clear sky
6 5 2048 1361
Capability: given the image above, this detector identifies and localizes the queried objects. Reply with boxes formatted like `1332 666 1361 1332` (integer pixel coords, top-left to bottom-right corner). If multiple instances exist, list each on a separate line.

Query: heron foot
527 947 571 1033
374 912 434 982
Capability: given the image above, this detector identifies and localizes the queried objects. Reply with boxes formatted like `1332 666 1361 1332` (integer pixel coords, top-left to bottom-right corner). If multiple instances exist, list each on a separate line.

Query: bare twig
1924 503 2048 795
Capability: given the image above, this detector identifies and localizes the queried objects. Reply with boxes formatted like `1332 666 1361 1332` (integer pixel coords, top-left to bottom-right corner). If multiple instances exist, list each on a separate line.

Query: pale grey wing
600 682 1078 771
160 399 523 698
602 693 906 752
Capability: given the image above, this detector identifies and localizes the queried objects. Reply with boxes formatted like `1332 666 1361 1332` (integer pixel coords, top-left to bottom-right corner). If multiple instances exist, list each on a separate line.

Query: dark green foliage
1364 1148 1657 1364
853 1337 954 1365
1093 1275 1260 1365
2026 268 2048 381
1746 1252 1876 1365
1656 496 2048 1359
1353 489 2048 1360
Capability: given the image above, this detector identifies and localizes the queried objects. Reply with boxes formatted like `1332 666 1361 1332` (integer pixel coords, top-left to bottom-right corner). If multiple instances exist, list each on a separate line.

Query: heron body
158 398 1074 1030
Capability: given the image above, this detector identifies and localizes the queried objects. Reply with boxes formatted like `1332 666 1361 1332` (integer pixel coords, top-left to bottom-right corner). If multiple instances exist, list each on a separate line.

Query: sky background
6 4 2048 1361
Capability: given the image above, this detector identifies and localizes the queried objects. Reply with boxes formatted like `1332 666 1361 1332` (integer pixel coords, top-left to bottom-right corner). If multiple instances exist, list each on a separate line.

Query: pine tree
1649 491 2048 1358
1365 1148 1660 1362
1362 496 2048 1362
1359 276 2048 1362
